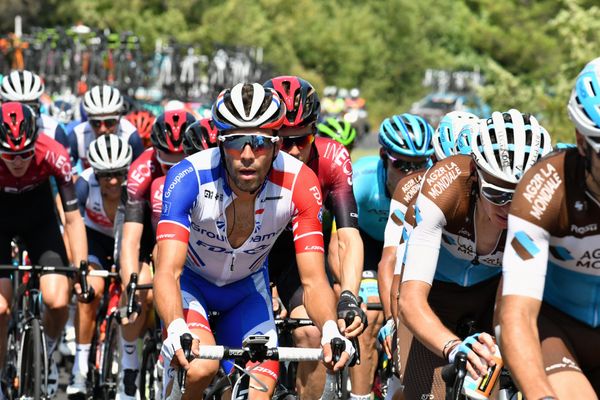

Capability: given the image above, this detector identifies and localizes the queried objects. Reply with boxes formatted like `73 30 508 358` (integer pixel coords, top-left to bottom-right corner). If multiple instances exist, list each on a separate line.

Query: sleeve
401 194 446 285
54 124 70 151
128 132 145 161
156 159 199 243
502 215 550 300
393 197 417 275
68 131 79 164
75 177 90 216
384 198 407 248
327 148 359 230
291 165 325 253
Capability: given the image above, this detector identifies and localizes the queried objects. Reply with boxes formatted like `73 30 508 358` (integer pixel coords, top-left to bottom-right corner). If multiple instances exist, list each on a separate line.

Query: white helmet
211 83 286 131
87 134 132 172
567 57 600 151
0 70 45 101
433 111 479 160
83 85 123 116
471 109 552 184
164 100 185 112
350 88 360 98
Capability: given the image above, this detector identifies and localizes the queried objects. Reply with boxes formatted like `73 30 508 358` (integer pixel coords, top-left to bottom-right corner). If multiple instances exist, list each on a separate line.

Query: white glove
321 320 355 361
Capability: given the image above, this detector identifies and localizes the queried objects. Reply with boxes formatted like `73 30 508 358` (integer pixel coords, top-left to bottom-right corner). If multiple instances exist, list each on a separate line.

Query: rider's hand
337 290 367 338
161 318 199 369
320 320 355 371
272 295 287 318
448 332 497 379
378 318 395 359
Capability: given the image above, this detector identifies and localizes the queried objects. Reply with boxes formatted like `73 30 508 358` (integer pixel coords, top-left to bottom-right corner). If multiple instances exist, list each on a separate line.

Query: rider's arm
500 213 556 398
127 132 145 161
336 227 362 295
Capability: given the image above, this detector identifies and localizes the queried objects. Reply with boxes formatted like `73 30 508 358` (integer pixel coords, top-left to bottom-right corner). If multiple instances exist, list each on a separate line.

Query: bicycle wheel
139 335 162 400
2 324 20 399
99 315 120 400
19 318 43 400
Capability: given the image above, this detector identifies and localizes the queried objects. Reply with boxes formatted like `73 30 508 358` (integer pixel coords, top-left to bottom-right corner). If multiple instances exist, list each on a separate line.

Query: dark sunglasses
281 134 314 150
95 170 127 180
478 172 514 206
385 152 429 172
90 118 119 129
218 134 279 156
0 148 35 161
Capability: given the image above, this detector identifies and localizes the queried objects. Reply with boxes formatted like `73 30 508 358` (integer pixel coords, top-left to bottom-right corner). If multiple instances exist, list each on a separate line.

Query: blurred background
2 0 600 145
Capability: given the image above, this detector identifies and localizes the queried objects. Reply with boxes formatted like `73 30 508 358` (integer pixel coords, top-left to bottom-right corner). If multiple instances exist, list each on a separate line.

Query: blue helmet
567 58 600 153
378 113 434 158
433 111 479 160
455 124 476 155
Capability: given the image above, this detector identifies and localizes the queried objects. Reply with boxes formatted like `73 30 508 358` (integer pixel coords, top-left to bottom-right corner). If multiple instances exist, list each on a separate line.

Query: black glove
337 290 368 330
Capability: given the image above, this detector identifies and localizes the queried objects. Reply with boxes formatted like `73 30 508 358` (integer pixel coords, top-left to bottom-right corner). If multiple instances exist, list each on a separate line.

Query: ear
575 130 587 158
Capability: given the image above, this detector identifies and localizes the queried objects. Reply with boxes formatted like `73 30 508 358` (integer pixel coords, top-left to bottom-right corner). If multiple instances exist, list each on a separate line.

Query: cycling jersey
150 175 165 230
503 149 600 327
69 118 143 167
125 148 164 224
75 168 116 237
402 155 504 287
38 114 69 150
157 148 324 287
353 156 390 242
0 134 77 212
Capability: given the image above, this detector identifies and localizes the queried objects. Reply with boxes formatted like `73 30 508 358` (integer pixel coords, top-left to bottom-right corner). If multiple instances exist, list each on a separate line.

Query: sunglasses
478 172 514 206
0 148 35 161
385 152 430 172
95 170 127 180
281 134 314 151
218 134 279 156
89 118 119 130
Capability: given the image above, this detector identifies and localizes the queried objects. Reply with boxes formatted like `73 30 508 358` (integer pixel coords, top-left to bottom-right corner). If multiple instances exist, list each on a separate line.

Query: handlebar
441 351 468 400
344 311 360 366
178 333 193 394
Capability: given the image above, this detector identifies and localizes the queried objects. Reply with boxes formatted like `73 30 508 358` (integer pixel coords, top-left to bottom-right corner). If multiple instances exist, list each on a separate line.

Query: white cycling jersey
75 168 115 237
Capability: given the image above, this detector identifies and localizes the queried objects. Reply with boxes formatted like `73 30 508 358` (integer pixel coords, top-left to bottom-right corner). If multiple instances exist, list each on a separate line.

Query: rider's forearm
337 228 363 295
119 221 143 286
154 241 186 327
378 246 396 319
499 296 556 399
304 276 338 329
399 281 459 359
390 274 401 323
64 210 88 267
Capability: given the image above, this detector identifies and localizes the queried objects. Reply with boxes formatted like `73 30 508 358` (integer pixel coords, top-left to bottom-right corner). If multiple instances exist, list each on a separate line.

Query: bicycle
0 263 83 400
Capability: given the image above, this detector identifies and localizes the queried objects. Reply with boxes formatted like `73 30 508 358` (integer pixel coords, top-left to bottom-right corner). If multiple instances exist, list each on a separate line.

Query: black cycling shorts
0 181 69 278
360 228 383 272
86 226 115 270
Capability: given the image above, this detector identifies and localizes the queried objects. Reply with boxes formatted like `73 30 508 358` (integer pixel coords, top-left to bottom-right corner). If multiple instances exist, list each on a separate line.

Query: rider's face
221 129 279 194
577 131 600 195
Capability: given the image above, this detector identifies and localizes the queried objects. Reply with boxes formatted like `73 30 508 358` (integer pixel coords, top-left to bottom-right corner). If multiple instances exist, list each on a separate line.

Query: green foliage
3 0 600 144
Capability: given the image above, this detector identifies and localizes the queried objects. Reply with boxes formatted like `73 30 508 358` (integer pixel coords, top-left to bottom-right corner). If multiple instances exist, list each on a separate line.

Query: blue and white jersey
69 118 143 167
157 148 325 287
38 114 70 151
353 156 390 242
503 149 600 327
75 168 115 237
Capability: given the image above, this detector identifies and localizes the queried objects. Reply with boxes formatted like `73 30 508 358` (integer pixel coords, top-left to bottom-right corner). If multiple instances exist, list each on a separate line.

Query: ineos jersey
69 118 143 167
38 114 69 150
503 149 600 327
76 168 115 237
149 175 165 230
0 134 78 211
125 148 164 224
403 155 505 286
157 148 325 286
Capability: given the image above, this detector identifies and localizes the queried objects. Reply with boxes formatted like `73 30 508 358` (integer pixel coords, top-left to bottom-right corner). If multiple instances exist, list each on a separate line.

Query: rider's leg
0 279 12 371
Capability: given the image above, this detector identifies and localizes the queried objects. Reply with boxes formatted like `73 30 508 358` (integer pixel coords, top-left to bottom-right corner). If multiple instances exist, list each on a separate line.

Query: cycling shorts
538 303 600 391
359 270 379 304
86 227 115 270
162 266 279 388
360 228 383 272
0 181 69 278
398 276 500 399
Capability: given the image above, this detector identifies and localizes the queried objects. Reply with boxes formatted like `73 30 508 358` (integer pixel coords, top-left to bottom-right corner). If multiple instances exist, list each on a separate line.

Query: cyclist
50 98 78 136
117 110 196 399
70 85 144 169
0 102 87 398
264 75 365 399
398 110 552 399
500 58 600 398
125 110 156 149
0 70 70 150
351 113 434 398
317 118 357 152
67 135 132 398
155 82 354 399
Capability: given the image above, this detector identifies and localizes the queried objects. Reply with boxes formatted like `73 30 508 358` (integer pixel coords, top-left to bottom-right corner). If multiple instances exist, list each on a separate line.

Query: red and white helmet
263 76 320 127
212 83 286 132
183 117 218 155
0 102 38 152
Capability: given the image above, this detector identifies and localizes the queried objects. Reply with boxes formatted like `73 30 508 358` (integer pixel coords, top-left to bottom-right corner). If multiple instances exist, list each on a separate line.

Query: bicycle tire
99 315 120 400
3 324 19 399
19 318 43 400
139 335 162 400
